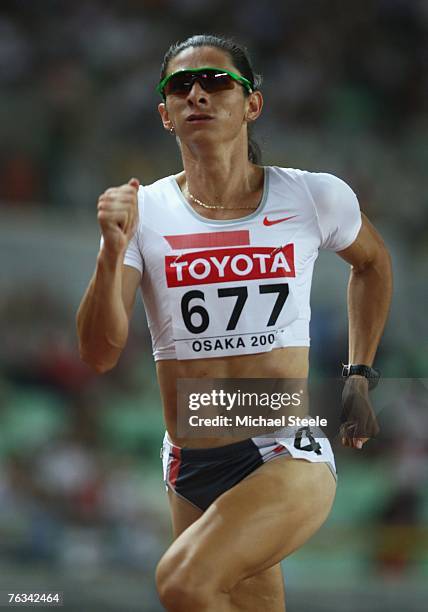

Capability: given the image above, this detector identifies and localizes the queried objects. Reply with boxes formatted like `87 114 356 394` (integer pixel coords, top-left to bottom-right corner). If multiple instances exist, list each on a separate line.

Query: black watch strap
342 364 380 389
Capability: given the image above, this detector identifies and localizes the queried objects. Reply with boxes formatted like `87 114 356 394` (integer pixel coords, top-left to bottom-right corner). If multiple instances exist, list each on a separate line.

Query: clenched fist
97 178 140 258
340 376 380 449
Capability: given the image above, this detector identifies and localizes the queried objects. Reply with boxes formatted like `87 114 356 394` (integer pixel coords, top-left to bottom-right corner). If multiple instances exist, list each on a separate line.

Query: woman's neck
180 142 262 208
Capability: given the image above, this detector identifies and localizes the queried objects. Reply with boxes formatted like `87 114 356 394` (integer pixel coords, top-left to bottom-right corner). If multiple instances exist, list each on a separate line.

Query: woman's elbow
78 347 119 374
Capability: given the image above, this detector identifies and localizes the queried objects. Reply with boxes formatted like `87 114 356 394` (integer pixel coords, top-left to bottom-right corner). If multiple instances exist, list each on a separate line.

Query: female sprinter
77 35 392 612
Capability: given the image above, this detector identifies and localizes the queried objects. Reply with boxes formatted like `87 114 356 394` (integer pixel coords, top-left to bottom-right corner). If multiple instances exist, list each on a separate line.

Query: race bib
164 244 298 359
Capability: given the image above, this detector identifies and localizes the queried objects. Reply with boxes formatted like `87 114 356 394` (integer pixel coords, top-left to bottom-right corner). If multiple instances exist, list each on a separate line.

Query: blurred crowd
0 0 427 242
0 286 168 573
0 0 427 606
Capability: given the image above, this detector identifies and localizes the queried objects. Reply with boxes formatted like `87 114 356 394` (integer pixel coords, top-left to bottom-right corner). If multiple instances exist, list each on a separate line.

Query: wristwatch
342 364 380 389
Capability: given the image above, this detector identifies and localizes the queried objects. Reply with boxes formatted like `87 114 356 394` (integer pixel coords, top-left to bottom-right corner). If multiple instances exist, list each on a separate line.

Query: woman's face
158 46 262 150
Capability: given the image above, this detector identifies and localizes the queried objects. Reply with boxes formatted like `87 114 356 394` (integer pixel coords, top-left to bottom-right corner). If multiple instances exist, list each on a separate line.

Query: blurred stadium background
0 1 427 610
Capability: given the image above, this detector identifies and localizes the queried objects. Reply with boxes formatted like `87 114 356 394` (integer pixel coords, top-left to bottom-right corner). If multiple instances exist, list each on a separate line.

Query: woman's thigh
166 488 286 610
167 488 203 538
162 456 336 596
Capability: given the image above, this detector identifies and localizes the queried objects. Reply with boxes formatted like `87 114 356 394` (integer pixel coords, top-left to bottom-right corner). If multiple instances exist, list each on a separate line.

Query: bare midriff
156 346 309 448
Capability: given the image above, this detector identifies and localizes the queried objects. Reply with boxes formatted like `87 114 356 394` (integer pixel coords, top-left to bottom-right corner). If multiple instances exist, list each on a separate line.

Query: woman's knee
230 565 285 612
156 549 216 611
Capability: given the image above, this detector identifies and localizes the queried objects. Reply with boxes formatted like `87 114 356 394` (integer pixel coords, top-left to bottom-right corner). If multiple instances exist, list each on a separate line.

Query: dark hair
160 34 262 164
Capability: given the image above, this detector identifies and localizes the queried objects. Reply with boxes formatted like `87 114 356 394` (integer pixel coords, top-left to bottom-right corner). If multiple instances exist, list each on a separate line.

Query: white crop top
102 166 361 361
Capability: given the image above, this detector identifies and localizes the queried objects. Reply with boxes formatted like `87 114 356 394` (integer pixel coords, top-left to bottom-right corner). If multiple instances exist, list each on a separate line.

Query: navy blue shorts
161 431 336 511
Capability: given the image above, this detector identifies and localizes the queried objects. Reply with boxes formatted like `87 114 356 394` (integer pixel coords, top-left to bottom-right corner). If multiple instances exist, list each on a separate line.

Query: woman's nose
186 81 208 104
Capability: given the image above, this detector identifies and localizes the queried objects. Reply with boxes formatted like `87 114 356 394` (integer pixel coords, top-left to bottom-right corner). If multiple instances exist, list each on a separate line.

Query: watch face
341 365 380 391
342 365 380 380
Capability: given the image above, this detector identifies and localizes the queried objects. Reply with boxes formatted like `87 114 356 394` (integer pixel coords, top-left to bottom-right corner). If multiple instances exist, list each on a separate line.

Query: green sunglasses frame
156 66 253 99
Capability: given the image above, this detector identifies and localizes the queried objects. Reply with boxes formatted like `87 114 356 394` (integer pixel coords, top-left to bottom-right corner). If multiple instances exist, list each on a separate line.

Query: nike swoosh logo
263 215 298 226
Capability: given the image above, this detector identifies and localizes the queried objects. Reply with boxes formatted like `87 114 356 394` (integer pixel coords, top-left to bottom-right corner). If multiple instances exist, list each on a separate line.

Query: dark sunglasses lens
202 72 235 92
164 71 236 96
164 72 194 96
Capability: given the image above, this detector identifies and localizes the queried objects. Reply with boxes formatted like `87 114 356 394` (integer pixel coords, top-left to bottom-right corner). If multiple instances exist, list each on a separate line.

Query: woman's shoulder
266 165 309 185
267 166 354 194
140 173 178 194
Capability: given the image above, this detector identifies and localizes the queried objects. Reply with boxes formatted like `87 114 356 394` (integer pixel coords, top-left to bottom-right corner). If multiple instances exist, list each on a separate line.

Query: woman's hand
340 376 380 449
97 178 140 260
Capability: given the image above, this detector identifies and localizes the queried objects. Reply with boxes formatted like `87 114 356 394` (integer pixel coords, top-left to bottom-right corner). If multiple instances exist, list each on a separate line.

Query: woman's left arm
338 213 393 366
337 213 393 448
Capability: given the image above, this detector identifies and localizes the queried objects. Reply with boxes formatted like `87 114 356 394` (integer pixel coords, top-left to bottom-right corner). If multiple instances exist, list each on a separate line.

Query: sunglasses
157 66 253 99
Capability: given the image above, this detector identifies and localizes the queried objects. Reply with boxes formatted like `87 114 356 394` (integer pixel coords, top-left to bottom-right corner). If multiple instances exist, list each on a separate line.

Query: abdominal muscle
156 346 309 448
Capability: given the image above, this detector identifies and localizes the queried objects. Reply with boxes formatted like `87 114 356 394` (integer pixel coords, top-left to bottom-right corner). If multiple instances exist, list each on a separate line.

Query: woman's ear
245 91 263 123
158 102 174 132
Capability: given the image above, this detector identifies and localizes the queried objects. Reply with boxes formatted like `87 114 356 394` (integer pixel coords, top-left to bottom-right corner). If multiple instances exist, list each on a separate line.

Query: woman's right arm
76 178 141 373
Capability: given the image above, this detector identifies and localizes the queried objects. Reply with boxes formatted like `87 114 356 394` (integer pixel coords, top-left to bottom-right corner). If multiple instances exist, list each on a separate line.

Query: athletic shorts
161 428 337 511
